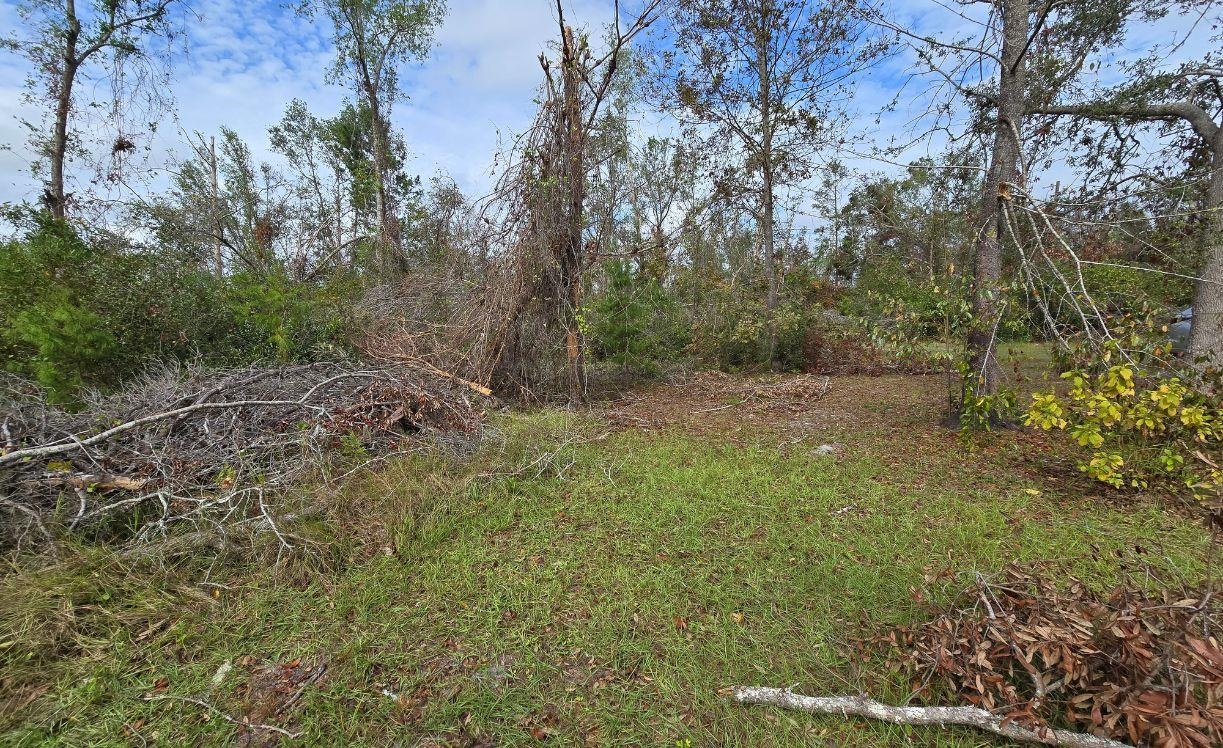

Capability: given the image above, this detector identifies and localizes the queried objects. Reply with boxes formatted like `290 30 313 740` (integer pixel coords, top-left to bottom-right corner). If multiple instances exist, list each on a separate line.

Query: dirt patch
233 657 328 747
601 370 953 441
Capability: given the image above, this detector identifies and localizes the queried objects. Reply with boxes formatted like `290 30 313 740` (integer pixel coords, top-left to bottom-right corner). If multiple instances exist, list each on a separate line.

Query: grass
0 366 1213 746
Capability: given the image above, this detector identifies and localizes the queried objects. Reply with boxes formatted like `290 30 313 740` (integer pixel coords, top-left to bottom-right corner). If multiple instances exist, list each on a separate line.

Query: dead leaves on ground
878 565 1221 747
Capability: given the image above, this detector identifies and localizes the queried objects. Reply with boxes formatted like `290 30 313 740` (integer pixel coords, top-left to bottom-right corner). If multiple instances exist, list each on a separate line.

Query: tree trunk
966 0 1027 402
366 96 396 269
209 136 222 278
48 2 81 220
1188 132 1223 366
756 1 779 368
561 25 588 404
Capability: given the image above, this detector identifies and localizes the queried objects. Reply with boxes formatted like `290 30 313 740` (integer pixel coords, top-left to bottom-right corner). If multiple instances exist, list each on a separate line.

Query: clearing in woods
1 346 1210 746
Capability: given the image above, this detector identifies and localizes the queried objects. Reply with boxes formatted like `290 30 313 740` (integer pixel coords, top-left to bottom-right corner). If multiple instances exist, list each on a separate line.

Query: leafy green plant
1025 362 1222 498
586 260 688 374
959 373 1018 433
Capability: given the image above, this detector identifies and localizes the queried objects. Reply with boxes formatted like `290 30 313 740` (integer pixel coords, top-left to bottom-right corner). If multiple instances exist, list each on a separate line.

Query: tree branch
1031 100 1219 142
732 688 1132 748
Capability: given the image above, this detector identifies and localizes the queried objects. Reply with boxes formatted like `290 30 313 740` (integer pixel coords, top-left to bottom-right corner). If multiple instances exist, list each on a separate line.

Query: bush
1074 262 1192 320
1025 361 1222 500
222 271 357 362
585 260 688 374
0 213 360 403
842 256 1032 345
687 288 802 371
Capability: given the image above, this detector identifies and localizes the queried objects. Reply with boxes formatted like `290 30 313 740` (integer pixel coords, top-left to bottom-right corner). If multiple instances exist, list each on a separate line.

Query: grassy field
0 351 1211 746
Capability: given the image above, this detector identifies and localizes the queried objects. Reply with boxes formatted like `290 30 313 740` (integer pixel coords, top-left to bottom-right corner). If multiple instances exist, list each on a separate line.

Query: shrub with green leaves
222 271 355 362
585 260 688 374
1025 362 1222 499
1 212 360 403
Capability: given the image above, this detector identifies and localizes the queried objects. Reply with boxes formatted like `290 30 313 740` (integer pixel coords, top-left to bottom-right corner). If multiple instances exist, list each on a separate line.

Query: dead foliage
878 566 1222 747
803 326 941 376
681 371 834 412
233 657 328 747
0 362 487 552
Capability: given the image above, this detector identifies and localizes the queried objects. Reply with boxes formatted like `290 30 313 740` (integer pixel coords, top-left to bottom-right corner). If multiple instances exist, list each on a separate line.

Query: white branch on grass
142 694 302 739
731 687 1133 748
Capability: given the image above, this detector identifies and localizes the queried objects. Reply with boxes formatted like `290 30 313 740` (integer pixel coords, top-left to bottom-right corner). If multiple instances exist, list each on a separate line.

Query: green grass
0 405 1211 746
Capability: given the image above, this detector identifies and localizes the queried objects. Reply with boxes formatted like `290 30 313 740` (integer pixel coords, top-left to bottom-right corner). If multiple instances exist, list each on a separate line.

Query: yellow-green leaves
1026 364 1221 499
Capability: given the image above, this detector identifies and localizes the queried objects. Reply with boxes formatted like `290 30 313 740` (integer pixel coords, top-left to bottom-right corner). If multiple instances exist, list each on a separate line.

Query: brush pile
879 566 1222 747
0 362 487 551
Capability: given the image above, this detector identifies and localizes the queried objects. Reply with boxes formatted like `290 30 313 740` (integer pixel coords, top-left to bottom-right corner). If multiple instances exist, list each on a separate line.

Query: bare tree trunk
366 96 397 270
756 0 779 368
967 0 1027 401
1189 132 1223 365
561 25 588 404
47 1 81 220
209 136 222 278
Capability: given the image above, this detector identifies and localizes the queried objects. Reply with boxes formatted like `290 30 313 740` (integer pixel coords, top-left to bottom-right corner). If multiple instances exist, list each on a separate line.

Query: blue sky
0 0 623 207
0 0 1213 216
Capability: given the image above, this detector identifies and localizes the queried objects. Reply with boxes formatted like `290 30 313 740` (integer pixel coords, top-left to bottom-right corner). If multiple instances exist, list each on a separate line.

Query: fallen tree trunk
29 471 150 492
731 687 1132 748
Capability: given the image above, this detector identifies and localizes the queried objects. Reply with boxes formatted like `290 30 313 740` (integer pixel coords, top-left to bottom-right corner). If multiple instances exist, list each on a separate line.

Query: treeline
1 0 1218 407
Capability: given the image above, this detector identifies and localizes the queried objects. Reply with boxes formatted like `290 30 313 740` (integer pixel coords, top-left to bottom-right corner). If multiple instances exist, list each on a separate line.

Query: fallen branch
731 687 1132 748
0 398 310 468
29 471 150 492
143 694 302 739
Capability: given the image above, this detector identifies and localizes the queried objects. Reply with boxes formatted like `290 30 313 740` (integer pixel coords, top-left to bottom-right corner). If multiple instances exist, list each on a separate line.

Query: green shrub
1026 360 1222 500
687 283 810 372
1 212 360 403
222 271 353 362
1075 262 1192 319
842 257 1032 345
585 260 688 374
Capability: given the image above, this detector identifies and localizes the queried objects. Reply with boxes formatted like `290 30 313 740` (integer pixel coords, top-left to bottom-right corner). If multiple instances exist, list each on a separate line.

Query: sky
0 0 1214 221
0 0 623 209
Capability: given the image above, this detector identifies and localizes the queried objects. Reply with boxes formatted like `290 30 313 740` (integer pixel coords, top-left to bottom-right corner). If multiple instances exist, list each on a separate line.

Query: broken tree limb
730 687 1132 748
0 399 308 468
28 471 150 492
0 371 386 469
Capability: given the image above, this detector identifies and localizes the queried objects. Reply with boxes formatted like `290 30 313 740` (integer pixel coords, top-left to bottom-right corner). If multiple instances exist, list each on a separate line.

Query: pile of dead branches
0 362 487 552
678 371 833 413
803 327 943 376
878 566 1222 747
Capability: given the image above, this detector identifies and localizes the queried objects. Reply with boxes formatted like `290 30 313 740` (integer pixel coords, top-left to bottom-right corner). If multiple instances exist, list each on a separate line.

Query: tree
299 0 446 267
869 0 1138 403
964 0 1028 397
657 0 882 365
1027 7 1223 364
476 1 663 404
3 0 182 219
148 128 289 277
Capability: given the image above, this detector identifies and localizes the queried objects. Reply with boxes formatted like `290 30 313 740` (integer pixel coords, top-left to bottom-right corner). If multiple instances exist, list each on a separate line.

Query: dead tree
474 1 662 404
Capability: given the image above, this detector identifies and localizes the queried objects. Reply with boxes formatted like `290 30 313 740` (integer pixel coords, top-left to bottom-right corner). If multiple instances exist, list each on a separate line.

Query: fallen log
30 471 150 492
730 687 1132 748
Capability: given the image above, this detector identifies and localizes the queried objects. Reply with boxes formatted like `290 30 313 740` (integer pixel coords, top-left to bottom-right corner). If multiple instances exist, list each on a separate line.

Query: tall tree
1027 4 1223 364
657 0 881 365
3 0 182 219
967 0 1028 397
872 0 1137 401
300 0 445 267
